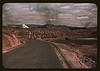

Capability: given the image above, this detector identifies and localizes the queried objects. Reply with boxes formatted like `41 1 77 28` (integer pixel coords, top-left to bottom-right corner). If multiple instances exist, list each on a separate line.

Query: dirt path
50 42 96 69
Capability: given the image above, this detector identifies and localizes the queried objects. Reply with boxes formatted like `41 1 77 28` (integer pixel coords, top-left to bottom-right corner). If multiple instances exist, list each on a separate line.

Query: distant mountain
39 24 87 29
38 24 55 29
65 26 87 30
55 25 68 28
7 24 22 28
7 24 39 28
7 24 93 29
55 25 87 29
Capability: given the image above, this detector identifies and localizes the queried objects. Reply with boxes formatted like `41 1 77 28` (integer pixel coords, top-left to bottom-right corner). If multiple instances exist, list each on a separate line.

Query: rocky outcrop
13 27 97 40
2 27 21 50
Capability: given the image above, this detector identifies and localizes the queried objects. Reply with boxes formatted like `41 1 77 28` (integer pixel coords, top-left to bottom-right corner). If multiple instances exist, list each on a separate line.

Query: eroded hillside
10 27 97 39
2 27 22 51
2 26 97 68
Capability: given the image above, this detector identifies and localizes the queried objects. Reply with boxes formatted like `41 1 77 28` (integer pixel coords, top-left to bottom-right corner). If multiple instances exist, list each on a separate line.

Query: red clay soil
74 45 97 61
51 39 97 62
2 27 22 51
2 26 97 62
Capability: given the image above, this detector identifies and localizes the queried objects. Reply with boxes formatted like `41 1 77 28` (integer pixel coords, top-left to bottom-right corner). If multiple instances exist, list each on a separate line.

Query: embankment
2 27 24 51
2 33 21 51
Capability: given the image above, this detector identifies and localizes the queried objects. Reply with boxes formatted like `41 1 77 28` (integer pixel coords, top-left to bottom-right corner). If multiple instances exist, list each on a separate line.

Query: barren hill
2 27 22 51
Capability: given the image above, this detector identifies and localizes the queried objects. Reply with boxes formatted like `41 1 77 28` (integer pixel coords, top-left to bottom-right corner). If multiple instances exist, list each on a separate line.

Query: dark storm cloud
3 3 97 27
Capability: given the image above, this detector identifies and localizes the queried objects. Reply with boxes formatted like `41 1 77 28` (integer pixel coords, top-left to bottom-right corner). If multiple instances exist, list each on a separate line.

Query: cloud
91 8 97 11
31 11 39 14
22 8 29 10
3 3 97 27
77 16 89 19
61 6 70 9
72 9 92 17
73 3 92 6
5 8 10 10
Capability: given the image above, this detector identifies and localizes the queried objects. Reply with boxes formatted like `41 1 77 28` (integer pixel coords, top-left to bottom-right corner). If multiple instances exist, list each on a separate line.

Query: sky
2 3 97 27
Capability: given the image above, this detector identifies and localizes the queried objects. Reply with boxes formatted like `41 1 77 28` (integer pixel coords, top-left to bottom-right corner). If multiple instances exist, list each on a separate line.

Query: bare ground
50 42 97 68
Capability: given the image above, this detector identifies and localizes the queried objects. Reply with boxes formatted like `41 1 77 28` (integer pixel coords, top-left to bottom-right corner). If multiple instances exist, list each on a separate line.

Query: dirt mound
2 27 22 50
